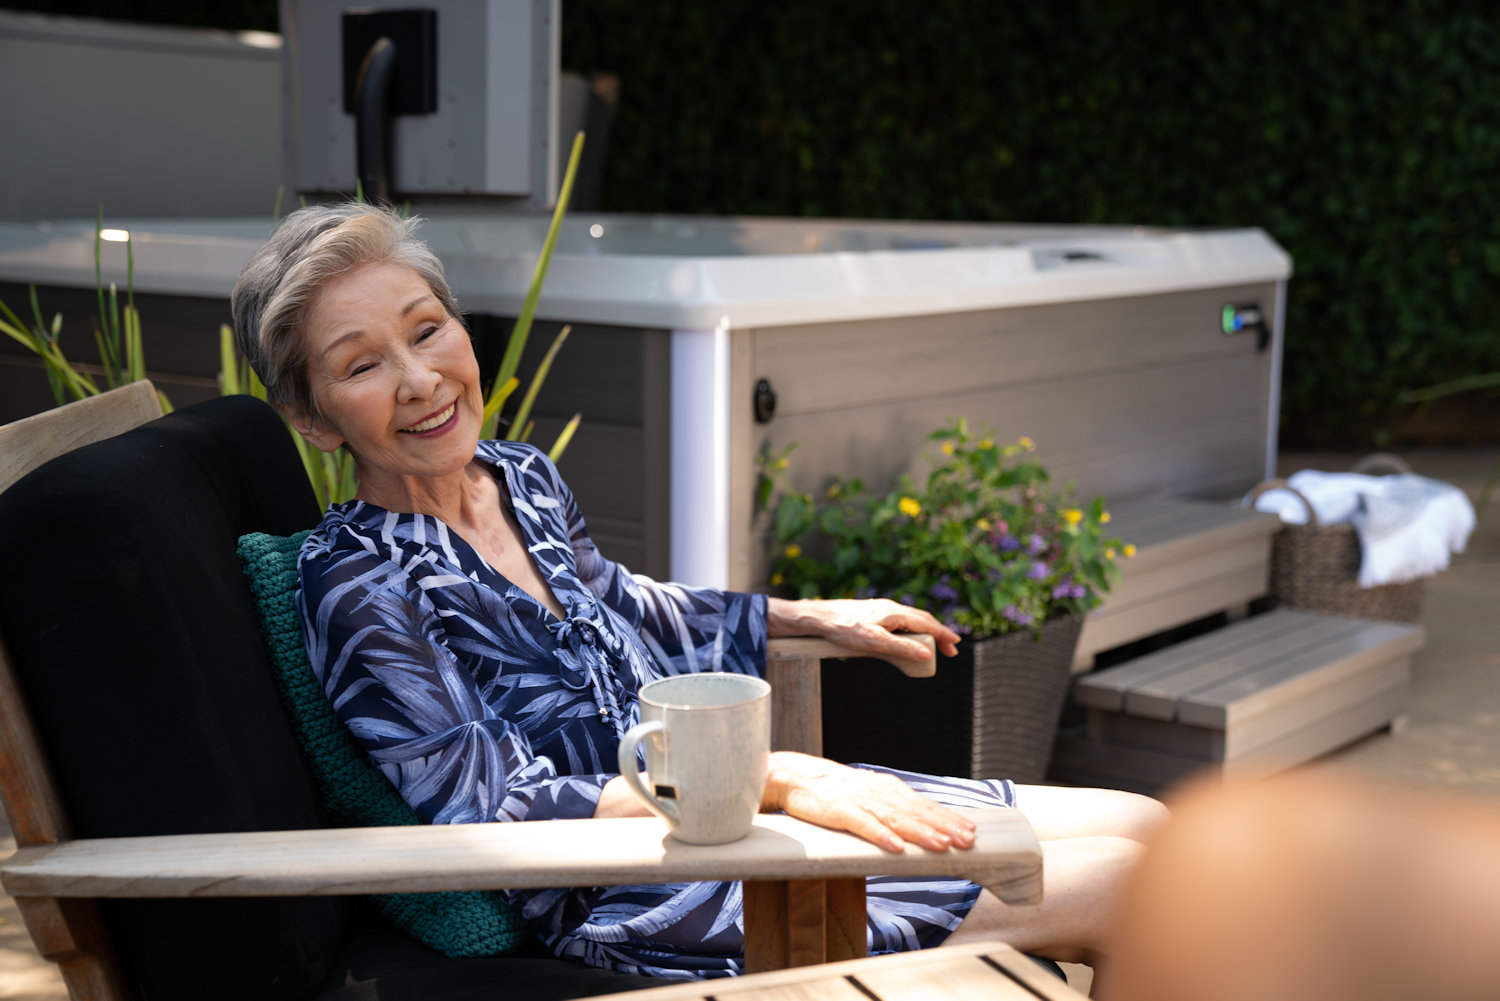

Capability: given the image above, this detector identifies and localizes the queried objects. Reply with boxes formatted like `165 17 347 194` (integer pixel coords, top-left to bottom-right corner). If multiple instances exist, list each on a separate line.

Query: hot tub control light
1220 303 1269 352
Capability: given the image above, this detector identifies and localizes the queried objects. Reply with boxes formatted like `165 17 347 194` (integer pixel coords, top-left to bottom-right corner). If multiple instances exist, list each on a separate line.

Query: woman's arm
594 752 977 850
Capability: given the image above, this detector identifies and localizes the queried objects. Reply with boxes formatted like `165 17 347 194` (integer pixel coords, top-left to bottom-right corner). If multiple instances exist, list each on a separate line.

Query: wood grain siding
734 282 1279 591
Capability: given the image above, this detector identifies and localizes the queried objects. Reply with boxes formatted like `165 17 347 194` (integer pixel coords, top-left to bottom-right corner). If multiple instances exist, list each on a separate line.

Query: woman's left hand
767 597 962 662
762 751 977 853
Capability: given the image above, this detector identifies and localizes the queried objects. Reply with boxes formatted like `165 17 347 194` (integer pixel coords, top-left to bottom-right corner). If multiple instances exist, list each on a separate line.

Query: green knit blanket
236 530 530 957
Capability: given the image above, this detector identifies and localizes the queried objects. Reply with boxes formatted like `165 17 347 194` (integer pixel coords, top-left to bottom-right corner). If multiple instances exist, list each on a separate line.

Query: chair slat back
0 382 163 493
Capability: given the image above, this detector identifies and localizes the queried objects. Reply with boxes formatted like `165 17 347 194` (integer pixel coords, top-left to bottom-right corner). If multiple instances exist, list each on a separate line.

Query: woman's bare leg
943 785 1168 963
944 836 1144 964
1012 783 1170 843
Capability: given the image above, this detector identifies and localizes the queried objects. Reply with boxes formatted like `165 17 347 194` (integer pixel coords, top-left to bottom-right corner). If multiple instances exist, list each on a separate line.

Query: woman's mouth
400 403 456 434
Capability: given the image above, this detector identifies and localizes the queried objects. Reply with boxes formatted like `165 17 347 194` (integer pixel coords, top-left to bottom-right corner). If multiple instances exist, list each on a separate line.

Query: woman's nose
396 354 442 401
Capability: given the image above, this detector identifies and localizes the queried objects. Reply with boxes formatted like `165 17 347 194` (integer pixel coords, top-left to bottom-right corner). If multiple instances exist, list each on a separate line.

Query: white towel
1247 470 1476 588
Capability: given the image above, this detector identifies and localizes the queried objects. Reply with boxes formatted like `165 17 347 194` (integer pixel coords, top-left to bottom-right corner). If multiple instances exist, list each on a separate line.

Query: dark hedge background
9 0 1498 445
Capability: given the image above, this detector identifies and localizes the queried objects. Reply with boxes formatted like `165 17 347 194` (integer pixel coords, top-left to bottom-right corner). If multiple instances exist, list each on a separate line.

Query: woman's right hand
761 751 977 854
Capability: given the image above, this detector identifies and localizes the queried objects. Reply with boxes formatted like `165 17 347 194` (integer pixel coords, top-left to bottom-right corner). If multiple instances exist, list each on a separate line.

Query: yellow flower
979 437 993 449
771 572 784 586
898 496 921 517
1063 508 1083 526
940 441 955 455
775 457 789 470
1018 435 1035 451
784 544 802 559
1101 510 1111 524
826 484 841 499
1105 547 1116 560
1123 543 1137 558
976 518 991 531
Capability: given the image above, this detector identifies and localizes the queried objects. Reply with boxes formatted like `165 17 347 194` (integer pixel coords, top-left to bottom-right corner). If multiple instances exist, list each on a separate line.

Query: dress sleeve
537 457 768 678
298 543 611 825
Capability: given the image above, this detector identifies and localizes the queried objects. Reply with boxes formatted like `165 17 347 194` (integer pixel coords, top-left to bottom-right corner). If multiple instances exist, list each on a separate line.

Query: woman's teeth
402 404 455 433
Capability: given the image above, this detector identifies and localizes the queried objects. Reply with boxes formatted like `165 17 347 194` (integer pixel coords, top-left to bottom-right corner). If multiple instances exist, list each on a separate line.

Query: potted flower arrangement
759 418 1130 783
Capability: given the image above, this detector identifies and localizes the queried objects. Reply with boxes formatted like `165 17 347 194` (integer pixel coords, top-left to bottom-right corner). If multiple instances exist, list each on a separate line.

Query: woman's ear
278 404 345 453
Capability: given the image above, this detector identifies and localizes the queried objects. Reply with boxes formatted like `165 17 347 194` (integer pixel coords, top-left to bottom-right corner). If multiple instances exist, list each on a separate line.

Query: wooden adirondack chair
0 391 1042 1001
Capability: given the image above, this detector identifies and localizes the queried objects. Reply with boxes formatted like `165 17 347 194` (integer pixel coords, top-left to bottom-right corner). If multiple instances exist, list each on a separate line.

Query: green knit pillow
236 530 530 958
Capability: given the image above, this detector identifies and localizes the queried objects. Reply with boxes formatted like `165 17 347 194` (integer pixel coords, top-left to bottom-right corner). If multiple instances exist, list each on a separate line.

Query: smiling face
291 260 483 505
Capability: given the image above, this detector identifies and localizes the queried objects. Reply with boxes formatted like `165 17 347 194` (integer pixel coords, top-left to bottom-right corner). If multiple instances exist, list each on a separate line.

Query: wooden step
1051 609 1424 792
1075 496 1282 668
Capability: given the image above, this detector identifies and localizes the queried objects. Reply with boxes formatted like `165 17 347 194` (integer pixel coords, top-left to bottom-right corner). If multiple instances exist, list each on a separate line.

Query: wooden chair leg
743 877 867 973
15 896 133 1001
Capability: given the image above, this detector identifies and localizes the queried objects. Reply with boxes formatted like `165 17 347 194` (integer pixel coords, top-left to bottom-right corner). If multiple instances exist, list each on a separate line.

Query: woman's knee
1111 789 1171 842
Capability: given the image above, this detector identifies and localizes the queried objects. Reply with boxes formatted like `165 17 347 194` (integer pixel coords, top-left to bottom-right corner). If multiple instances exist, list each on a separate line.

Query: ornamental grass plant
760 418 1131 638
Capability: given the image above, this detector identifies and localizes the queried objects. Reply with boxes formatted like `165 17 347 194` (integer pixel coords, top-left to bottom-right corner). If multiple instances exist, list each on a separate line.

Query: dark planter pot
820 614 1084 785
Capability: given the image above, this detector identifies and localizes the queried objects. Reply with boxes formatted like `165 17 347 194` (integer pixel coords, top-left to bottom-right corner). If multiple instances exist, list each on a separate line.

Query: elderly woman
231 202 1164 981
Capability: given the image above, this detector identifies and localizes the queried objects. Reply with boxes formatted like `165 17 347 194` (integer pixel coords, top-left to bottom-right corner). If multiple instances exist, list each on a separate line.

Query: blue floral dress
297 441 1017 979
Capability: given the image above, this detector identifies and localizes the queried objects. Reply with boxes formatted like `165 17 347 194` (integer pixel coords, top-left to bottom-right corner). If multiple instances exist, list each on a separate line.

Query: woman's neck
354 460 490 523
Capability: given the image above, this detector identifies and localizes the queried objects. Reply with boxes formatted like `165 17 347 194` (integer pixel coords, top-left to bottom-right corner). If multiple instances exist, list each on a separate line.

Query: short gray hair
230 202 464 419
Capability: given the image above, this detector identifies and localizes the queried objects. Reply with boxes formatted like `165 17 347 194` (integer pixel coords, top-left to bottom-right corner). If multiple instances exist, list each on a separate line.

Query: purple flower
1001 604 1032 627
1052 583 1073 600
1071 583 1087 599
931 581 959 602
1027 561 1050 580
1027 534 1046 556
999 534 1020 552
856 586 878 599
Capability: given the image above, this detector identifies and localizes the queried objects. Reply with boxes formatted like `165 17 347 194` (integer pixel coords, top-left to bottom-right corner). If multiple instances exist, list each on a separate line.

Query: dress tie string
549 611 627 736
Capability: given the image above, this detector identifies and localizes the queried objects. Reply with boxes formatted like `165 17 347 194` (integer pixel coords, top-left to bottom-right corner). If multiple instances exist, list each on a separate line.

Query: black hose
354 36 397 205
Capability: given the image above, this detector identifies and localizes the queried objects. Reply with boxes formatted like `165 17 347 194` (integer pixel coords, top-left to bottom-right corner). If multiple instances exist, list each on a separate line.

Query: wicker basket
1249 454 1425 623
820 614 1083 784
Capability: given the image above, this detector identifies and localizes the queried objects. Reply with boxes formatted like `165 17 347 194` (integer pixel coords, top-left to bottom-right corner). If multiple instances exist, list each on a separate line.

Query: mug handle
616 720 678 824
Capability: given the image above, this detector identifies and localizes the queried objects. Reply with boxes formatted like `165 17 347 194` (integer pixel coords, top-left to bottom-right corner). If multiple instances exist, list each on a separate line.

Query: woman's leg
943 836 1144 964
1011 783 1170 843
943 785 1167 964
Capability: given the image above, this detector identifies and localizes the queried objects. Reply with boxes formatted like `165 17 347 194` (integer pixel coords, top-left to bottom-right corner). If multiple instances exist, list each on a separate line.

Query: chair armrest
766 635 936 679
2 808 1040 905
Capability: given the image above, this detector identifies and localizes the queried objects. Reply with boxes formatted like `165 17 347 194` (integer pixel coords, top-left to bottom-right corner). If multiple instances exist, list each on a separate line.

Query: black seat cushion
315 904 660 1000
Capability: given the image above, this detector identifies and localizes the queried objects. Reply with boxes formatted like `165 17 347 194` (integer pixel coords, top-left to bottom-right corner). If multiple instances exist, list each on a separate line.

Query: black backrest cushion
0 395 343 999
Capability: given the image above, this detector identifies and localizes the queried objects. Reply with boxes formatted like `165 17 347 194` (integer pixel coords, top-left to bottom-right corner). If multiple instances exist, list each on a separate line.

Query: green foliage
759 420 1128 639
564 0 1500 442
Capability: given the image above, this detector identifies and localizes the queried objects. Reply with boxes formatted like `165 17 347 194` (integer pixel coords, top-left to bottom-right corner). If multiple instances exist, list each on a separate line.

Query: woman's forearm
593 776 655 818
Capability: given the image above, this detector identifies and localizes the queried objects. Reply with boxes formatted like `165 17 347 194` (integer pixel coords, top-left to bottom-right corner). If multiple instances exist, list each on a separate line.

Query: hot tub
0 213 1290 589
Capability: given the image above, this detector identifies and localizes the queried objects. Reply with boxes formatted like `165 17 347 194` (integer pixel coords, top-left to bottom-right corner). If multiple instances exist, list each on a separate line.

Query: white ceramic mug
616 673 771 844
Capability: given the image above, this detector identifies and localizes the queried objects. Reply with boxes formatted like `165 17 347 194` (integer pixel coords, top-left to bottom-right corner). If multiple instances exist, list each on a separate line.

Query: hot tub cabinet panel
729 281 1281 591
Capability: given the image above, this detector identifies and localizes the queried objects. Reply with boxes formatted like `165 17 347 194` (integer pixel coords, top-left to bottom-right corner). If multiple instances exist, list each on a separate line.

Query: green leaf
506 325 572 442
547 412 581 463
486 132 586 427
219 325 240 395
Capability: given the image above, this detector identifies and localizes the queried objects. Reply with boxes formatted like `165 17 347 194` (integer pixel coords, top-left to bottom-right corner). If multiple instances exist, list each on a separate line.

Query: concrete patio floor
0 447 1495 999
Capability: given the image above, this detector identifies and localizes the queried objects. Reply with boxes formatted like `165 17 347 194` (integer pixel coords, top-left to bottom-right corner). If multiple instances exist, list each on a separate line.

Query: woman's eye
349 362 375 377
417 325 441 342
